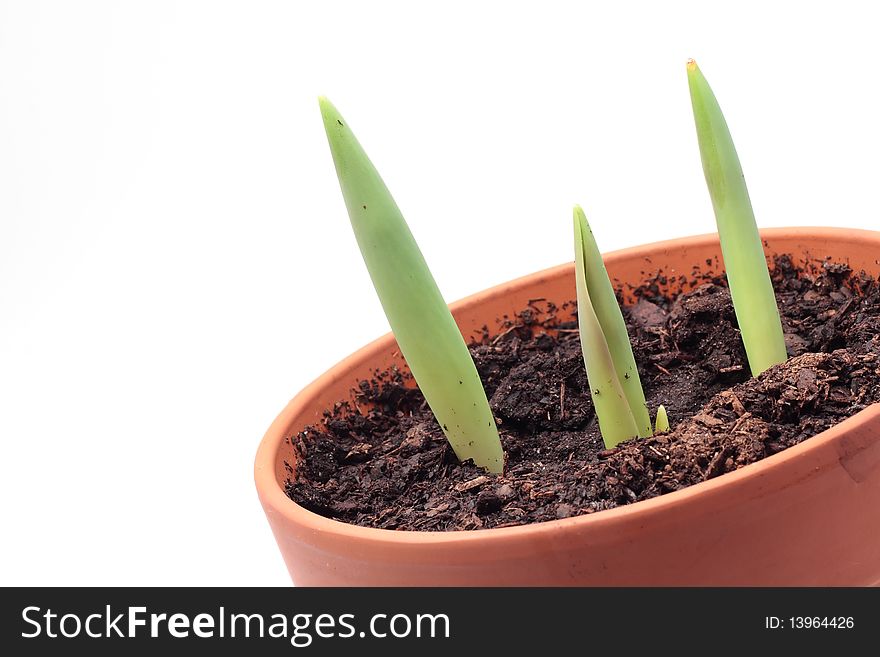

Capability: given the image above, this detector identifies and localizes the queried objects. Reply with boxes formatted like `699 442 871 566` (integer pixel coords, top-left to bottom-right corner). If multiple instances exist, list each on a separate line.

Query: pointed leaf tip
318 96 346 131
686 58 698 73
317 95 333 114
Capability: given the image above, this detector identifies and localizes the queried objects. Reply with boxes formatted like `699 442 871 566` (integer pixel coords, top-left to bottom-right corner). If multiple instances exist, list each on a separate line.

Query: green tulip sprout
319 97 504 473
654 405 669 434
687 60 787 376
573 206 655 448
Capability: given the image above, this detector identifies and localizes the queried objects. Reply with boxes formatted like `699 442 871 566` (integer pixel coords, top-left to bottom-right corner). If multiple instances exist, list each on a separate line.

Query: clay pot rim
254 226 880 546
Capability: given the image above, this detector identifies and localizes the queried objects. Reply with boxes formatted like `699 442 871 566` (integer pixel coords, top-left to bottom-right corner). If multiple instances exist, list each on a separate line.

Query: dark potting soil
285 256 880 531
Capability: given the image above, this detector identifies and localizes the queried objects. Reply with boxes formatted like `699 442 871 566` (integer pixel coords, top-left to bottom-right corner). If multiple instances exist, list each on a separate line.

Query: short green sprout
654 405 669 434
573 206 654 448
319 97 504 473
687 60 787 376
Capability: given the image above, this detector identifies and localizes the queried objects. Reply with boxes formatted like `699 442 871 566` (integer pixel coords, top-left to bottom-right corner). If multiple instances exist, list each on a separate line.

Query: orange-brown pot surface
255 228 880 586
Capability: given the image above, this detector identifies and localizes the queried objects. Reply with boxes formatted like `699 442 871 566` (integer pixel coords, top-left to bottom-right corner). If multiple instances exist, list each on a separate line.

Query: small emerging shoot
573 206 650 448
319 97 504 473
687 60 787 376
654 405 669 433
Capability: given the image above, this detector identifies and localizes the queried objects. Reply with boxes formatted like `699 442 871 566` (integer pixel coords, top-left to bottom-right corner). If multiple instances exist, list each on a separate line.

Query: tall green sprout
687 60 787 376
574 206 653 448
318 98 504 473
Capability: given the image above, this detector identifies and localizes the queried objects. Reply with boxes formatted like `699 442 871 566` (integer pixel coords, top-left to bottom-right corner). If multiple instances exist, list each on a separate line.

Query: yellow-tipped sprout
574 206 652 448
654 405 669 433
319 98 504 472
687 60 787 376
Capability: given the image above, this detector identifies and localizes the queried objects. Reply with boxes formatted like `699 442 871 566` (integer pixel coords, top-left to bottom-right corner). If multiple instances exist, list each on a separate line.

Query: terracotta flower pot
255 227 880 586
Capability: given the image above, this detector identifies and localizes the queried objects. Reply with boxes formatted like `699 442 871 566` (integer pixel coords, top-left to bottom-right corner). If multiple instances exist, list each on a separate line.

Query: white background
1 1 878 585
